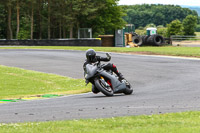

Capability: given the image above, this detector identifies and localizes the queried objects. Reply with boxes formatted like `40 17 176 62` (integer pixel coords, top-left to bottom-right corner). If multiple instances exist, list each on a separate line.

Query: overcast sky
118 0 200 7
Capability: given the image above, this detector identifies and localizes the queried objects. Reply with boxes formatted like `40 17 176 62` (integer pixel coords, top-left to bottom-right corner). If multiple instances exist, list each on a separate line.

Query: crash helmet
86 49 96 62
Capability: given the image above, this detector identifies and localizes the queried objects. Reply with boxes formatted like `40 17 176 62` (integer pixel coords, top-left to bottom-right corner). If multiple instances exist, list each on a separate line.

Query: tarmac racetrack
0 49 200 123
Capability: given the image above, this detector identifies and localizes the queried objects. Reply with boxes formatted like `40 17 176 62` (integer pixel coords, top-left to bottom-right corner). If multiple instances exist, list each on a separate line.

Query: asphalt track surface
0 49 200 123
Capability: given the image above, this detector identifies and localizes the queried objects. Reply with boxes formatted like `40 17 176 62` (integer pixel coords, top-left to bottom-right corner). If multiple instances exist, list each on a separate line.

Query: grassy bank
0 111 200 133
0 65 90 99
1 46 200 58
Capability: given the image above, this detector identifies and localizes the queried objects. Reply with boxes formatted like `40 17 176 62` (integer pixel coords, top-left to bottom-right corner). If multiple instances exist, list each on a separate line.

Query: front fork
99 76 110 88
85 76 111 89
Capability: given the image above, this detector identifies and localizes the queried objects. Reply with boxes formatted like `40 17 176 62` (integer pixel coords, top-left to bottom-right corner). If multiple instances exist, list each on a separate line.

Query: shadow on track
83 94 128 99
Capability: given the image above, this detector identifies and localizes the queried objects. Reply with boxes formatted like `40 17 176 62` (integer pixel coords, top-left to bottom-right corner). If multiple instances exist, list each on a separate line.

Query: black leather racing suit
83 55 122 93
83 56 120 77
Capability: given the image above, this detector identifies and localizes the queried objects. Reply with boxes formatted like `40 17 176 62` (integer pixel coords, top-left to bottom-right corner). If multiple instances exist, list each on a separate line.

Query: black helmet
86 49 96 62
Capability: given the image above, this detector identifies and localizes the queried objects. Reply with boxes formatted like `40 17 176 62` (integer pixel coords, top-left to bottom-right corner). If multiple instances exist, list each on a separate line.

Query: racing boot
117 72 124 81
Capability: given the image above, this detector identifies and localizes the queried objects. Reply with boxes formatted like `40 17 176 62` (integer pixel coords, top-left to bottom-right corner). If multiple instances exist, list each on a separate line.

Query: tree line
166 15 198 37
121 4 199 29
185 6 200 16
0 2 199 40
0 0 126 39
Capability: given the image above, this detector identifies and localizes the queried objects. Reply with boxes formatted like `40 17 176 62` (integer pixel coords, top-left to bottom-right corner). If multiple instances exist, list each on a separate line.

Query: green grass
195 32 200 36
1 47 200 132
1 111 200 133
1 46 200 57
0 65 90 99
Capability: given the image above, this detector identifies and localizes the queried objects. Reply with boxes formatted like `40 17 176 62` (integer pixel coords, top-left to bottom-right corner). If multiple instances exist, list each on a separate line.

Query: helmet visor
88 55 96 62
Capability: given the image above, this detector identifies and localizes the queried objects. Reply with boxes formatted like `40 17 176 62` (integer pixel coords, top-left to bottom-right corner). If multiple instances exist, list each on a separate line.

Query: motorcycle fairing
85 64 98 80
98 70 126 92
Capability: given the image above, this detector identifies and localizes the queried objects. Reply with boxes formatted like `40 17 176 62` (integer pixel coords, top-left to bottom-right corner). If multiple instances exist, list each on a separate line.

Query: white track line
106 52 200 61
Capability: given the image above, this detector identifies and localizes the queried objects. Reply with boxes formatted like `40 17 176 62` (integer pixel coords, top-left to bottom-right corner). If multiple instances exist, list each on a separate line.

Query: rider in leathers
83 49 124 94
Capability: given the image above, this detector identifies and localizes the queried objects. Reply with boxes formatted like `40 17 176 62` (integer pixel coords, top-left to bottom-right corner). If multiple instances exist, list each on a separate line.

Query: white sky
118 0 200 7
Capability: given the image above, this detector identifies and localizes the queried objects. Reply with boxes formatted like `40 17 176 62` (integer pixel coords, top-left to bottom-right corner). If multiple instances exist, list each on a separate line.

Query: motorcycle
84 56 133 96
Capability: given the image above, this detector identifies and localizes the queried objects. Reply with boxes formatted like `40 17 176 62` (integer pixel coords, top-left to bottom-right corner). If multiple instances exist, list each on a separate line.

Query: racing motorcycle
84 58 133 96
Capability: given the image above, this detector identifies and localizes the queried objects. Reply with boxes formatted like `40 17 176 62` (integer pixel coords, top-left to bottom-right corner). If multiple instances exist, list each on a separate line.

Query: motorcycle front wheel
94 79 114 96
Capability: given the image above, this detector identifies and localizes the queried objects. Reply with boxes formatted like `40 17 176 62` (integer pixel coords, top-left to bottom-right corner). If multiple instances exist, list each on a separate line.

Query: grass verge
0 111 200 133
0 65 90 99
1 46 200 58
1 47 199 132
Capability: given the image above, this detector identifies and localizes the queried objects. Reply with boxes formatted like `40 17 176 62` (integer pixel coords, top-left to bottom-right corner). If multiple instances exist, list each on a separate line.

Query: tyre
141 35 150 45
94 79 114 96
132 36 143 46
146 34 164 46
154 35 165 46
122 79 133 95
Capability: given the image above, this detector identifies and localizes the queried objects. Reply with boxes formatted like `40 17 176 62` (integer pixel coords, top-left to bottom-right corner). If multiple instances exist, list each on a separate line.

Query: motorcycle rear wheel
95 79 114 96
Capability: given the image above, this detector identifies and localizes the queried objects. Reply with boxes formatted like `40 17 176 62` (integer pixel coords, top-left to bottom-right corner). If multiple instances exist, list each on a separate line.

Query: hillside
121 4 198 28
181 6 200 16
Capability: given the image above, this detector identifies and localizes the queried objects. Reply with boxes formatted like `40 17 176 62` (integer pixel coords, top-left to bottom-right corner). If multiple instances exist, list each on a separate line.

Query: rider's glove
106 53 111 60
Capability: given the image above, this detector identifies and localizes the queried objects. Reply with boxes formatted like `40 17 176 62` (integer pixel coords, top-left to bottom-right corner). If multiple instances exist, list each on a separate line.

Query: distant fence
0 39 101 46
164 38 172 44
171 35 200 46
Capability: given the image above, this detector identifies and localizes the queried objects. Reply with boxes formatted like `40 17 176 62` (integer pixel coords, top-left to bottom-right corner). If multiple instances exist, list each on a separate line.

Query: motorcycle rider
83 49 124 94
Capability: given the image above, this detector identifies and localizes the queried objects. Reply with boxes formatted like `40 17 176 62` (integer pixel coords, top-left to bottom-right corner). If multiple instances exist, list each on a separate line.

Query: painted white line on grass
107 52 200 61
135 54 200 60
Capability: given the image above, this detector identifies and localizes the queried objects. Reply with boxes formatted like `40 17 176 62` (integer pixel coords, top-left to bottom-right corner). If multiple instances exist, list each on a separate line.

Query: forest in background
121 4 199 29
0 1 199 39
0 0 125 39
182 6 200 16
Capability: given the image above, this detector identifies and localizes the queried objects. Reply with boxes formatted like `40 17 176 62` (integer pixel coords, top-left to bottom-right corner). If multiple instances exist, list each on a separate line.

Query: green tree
64 0 98 38
88 0 126 37
182 15 197 35
5 0 13 39
145 23 156 28
157 27 167 37
17 17 31 39
198 16 200 24
196 25 200 32
15 0 20 39
166 19 183 37
0 4 6 39
0 0 126 39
